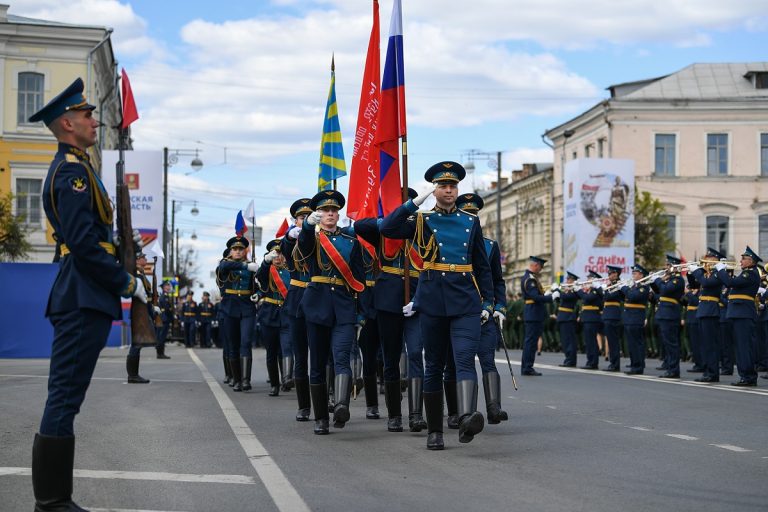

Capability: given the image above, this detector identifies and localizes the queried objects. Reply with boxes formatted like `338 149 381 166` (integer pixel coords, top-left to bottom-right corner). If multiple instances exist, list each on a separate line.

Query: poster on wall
563 158 634 277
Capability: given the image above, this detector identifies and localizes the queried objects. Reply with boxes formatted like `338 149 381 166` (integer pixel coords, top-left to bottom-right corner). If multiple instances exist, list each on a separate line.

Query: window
706 215 728 256
761 133 768 176
707 134 728 176
17 72 44 125
654 134 676 176
757 72 768 89
571 151 577 160
15 178 43 226
760 214 768 259
584 145 590 157
597 138 605 158
662 214 676 246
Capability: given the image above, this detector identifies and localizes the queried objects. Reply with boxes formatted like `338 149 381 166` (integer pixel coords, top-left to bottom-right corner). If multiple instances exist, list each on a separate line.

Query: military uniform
621 264 651 374
719 286 734 375
651 255 685 378
180 292 198 348
556 272 580 367
521 257 554 375
126 263 154 384
157 282 174 358
690 253 724 382
602 266 624 371
576 271 604 369
682 276 702 372
198 293 215 348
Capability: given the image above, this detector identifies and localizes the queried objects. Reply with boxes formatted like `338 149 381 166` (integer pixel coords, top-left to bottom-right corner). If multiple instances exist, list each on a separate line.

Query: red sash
318 232 365 292
407 243 423 271
269 265 288 299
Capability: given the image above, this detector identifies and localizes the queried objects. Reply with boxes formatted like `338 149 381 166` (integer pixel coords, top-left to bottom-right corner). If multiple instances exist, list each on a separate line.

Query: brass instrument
552 277 608 291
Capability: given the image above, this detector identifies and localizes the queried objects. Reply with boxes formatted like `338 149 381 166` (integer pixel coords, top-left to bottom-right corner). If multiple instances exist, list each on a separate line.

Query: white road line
90 509 190 512
187 349 309 512
545 405 557 410
0 374 202 384
628 426 652 431
0 467 253 484
600 419 622 425
666 434 699 441
710 444 753 452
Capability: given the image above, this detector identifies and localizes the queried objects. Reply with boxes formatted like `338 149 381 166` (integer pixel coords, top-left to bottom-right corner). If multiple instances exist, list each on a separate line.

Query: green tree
0 193 32 262
634 189 675 269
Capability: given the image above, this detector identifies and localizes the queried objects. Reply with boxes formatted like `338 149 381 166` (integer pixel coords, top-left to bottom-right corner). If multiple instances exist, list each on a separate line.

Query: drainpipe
87 28 114 149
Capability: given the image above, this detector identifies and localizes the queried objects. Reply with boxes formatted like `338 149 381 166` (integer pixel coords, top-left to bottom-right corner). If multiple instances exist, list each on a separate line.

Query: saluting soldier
157 280 174 359
30 77 148 510
716 246 762 386
296 190 365 434
556 272 580 367
621 264 651 375
521 256 558 376
198 292 215 348
380 161 494 450
180 291 198 348
688 249 725 383
601 265 624 371
652 255 685 378
576 271 604 370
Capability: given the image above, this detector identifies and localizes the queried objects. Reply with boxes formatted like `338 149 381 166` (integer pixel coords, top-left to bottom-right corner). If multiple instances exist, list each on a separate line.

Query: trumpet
695 259 739 271
551 277 609 291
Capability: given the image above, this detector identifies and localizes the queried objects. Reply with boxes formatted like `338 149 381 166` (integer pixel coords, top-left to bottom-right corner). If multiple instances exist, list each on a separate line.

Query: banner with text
563 158 634 276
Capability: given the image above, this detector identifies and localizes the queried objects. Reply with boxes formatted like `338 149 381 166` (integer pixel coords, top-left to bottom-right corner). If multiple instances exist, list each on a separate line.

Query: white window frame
705 132 731 177
652 132 678 177
11 163 48 244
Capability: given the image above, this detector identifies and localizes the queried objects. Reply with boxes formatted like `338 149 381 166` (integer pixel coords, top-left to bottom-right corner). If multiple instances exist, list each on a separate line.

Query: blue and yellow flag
318 57 347 191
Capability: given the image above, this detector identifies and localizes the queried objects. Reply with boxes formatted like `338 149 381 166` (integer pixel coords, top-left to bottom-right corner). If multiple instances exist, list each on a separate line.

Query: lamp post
163 147 203 275
463 149 504 248
169 200 199 278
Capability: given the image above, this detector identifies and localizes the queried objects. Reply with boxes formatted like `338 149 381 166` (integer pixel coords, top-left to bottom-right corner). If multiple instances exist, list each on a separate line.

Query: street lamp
163 147 203 274
169 200 199 277
463 149 504 248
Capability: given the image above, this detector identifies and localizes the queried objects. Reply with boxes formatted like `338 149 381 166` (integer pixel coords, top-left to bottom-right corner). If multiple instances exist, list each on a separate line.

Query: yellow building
0 4 120 262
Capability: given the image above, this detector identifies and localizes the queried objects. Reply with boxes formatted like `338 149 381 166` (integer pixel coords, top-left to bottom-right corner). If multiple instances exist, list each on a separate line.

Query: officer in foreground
30 77 147 511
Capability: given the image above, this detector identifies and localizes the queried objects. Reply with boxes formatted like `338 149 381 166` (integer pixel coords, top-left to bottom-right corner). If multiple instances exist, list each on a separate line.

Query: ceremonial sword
495 317 518 391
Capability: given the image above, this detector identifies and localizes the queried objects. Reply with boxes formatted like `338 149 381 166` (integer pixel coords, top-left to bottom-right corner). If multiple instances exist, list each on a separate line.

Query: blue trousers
478 319 500 375
403 315 424 379
582 322 600 367
420 313 479 393
40 309 112 437
289 314 309 380
222 315 254 358
732 318 757 382
657 319 680 374
307 321 354 384
358 318 379 377
559 321 577 365
157 322 169 351
183 321 196 347
720 320 734 371
376 311 408 382
624 324 645 371
687 321 702 368
522 321 543 372
199 322 212 348
699 317 720 379
603 320 622 368
757 320 768 369
278 321 291 361
261 325 282 366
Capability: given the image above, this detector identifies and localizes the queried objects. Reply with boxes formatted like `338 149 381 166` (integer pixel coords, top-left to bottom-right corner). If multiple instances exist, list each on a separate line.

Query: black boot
309 384 329 435
241 357 252 391
399 352 408 391
230 358 242 392
126 355 149 384
294 378 311 421
281 356 295 391
423 391 444 450
444 380 459 429
268 359 280 396
333 374 352 428
483 372 508 424
457 380 484 443
32 434 88 511
156 347 170 359
326 364 335 413
384 380 403 432
363 375 380 419
408 377 427 432
377 360 385 394
223 355 231 385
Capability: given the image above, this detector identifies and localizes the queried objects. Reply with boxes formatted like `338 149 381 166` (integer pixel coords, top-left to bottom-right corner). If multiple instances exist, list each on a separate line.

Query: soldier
380 161 494 450
556 272 580 367
217 237 259 392
198 292 215 348
601 265 623 371
126 251 157 384
156 281 173 359
688 249 724 383
180 291 198 348
296 190 365 434
216 249 233 384
521 256 558 376
757 274 768 378
716 246 762 386
652 255 685 378
719 283 734 375
257 239 292 396
30 77 147 511
621 264 651 375
576 271 604 369
682 275 702 373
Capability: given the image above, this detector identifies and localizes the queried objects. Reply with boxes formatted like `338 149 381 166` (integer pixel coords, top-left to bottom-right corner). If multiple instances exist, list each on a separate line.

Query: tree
0 193 32 262
634 189 675 269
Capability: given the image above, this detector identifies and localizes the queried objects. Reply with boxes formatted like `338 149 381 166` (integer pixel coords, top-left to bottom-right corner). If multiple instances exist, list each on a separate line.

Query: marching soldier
126 251 156 384
521 256 558 376
380 161 494 450
716 246 762 386
181 291 198 348
576 270 604 369
621 264 651 375
556 272 580 367
296 190 365 434
719 283 734 375
198 292 215 348
652 255 685 378
30 77 148 510
602 265 623 371
682 276 702 372
157 281 173 359
688 249 724 383
216 249 233 384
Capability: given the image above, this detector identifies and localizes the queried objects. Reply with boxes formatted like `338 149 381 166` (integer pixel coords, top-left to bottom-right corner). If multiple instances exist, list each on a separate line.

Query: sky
12 0 768 293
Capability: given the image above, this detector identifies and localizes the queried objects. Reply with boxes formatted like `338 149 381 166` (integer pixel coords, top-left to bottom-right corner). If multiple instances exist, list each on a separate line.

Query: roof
6 13 106 31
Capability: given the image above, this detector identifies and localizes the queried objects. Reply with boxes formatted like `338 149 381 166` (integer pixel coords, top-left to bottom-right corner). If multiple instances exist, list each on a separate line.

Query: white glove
551 290 560 300
481 310 490 324
550 283 559 292
153 306 162 315
687 263 699 273
132 229 142 244
306 211 323 226
264 250 278 263
287 226 301 239
133 278 147 304
759 287 766 295
246 262 259 272
403 301 415 317
412 184 436 207
591 281 600 289
544 289 552 296
715 262 726 272
250 293 260 303
493 310 505 329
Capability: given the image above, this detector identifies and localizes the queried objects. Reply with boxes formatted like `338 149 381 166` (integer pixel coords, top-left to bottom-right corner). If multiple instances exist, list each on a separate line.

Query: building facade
544 63 768 273
0 4 120 262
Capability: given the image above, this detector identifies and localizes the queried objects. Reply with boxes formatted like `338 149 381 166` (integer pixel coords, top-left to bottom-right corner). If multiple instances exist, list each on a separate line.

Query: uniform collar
433 205 457 214
59 142 90 162
320 228 341 236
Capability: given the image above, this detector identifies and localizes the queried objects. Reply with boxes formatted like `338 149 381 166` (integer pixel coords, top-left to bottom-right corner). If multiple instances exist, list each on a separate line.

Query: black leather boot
294 378 311 421
309 384 329 435
126 355 149 384
268 359 280 396
223 355 231 385
281 356 295 391
326 364 335 413
457 380 484 443
230 358 242 392
423 391 444 450
483 372 509 424
399 352 408 391
32 434 88 511
384 380 403 432
408 377 427 432
444 380 459 429
241 357 252 391
332 374 352 428
363 375 380 419
156 346 170 359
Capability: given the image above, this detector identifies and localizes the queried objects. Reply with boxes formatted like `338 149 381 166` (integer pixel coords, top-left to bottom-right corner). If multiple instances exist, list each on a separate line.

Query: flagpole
401 135 410 305
252 217 256 262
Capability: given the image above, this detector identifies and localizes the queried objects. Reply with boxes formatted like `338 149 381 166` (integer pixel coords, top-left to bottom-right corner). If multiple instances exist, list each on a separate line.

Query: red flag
235 211 248 237
346 0 381 221
275 218 289 238
120 68 139 129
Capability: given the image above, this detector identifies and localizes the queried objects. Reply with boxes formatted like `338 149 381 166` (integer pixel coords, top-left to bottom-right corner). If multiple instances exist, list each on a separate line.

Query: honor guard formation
26 77 768 512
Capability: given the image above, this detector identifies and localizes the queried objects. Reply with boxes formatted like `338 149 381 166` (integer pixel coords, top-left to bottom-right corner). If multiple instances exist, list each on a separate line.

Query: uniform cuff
482 301 493 313
405 199 418 213
494 304 507 314
120 274 136 298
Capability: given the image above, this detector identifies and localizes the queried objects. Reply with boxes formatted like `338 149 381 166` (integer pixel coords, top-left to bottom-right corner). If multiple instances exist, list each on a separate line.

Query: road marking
0 374 202 384
600 419 622 425
710 444 753 452
0 467 253 484
188 349 309 512
545 405 557 410
666 434 699 441
90 509 190 512
628 426 652 431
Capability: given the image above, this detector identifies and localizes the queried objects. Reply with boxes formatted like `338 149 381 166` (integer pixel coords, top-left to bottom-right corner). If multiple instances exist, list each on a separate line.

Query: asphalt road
1 346 767 512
